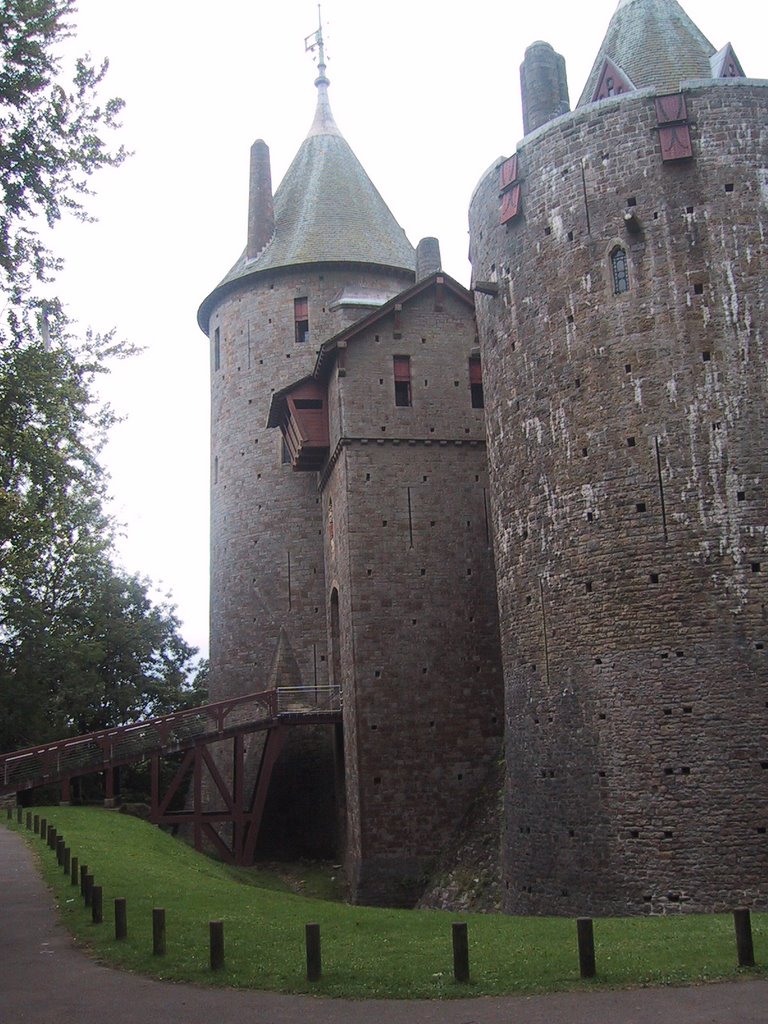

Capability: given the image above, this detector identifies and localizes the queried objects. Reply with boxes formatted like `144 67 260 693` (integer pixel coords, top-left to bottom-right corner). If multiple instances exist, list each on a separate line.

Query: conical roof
213 74 415 292
578 0 716 106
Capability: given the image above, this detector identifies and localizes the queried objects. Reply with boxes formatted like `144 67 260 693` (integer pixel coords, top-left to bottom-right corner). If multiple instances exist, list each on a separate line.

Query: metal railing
0 685 341 796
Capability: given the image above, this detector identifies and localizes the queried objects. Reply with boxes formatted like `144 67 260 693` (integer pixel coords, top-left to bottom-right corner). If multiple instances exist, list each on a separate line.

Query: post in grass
91 885 103 925
114 898 127 941
576 917 596 979
452 922 470 983
305 923 322 982
210 921 224 971
733 908 755 968
153 908 166 956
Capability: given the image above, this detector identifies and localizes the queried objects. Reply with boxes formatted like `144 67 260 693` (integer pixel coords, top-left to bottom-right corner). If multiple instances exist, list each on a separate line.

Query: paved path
1 825 766 1024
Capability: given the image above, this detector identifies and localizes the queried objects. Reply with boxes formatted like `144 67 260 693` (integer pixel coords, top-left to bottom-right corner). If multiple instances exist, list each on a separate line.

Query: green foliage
10 808 767 999
0 2 199 753
0 0 126 331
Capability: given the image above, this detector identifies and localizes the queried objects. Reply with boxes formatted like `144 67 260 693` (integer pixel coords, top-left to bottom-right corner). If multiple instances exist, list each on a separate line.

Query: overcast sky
49 0 763 660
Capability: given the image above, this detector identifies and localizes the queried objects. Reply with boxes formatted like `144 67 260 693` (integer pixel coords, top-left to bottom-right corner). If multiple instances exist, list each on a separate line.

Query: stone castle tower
198 55 415 703
469 0 767 914
198 39 503 904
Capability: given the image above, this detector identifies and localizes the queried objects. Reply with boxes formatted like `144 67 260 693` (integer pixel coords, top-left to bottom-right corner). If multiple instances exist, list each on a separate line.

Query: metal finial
304 5 328 81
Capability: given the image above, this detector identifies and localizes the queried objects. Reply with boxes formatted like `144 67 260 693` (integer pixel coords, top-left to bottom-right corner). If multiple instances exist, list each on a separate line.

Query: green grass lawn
4 807 765 999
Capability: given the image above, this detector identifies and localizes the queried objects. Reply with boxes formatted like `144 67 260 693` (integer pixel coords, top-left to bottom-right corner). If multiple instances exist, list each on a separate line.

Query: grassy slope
5 807 765 999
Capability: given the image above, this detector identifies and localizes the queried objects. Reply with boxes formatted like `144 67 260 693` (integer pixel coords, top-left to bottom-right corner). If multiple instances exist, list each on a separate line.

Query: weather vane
304 5 327 76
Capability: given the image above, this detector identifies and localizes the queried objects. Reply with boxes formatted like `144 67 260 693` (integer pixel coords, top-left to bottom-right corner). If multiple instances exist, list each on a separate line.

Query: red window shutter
500 155 518 191
469 356 482 385
393 356 411 382
294 297 308 320
500 184 522 224
655 93 688 124
659 124 693 161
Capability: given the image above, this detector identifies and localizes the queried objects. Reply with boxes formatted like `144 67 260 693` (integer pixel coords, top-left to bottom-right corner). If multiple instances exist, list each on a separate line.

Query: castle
198 0 767 913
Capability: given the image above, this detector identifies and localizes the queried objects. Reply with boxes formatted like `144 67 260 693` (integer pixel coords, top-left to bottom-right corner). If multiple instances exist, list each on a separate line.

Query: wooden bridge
0 686 342 865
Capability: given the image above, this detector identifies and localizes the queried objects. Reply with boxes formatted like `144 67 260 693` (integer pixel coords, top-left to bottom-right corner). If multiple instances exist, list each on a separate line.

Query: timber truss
0 686 342 865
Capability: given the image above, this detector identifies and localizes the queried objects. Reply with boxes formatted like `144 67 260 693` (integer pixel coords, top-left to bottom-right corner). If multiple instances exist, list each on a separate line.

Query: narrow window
469 355 484 409
611 246 629 294
393 355 411 407
213 327 221 371
294 297 309 343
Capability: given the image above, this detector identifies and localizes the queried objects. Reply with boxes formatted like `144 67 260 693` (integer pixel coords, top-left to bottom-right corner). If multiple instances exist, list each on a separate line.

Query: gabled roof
314 271 474 380
578 0 717 106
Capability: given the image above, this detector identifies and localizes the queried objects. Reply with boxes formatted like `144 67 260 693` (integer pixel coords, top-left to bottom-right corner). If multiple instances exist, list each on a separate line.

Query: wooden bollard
210 920 225 971
33 814 39 834
26 811 32 830
39 817 46 841
63 847 71 875
56 836 65 865
153 908 166 956
305 923 321 982
114 898 127 941
16 806 22 824
70 855 79 886
80 864 88 895
91 885 103 925
47 825 56 849
577 917 596 978
452 922 470 983
83 873 94 907
734 907 755 968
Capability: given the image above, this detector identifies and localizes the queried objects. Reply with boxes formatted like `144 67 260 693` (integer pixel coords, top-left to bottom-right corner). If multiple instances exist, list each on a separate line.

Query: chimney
415 237 441 282
520 42 570 135
247 139 275 260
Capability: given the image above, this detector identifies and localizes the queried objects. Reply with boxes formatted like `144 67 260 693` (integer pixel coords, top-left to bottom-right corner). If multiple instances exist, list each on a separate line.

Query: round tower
470 0 768 914
198 60 415 703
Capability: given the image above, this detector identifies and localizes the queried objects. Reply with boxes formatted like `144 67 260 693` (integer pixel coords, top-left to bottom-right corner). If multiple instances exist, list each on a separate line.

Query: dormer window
294 297 309 343
592 57 634 103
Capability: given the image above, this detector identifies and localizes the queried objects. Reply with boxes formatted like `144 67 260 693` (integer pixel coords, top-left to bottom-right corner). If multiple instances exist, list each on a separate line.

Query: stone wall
208 263 412 699
469 81 768 914
321 284 504 905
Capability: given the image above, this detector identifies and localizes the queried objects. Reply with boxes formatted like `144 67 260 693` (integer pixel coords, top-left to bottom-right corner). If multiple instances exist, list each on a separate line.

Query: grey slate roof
578 0 716 106
209 81 414 300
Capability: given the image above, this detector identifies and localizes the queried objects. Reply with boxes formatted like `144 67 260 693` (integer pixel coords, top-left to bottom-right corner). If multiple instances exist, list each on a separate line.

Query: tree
1 0 126 339
0 2 202 753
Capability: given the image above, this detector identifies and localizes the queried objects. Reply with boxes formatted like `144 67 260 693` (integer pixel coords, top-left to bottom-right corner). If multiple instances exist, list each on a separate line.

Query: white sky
49 0 763 660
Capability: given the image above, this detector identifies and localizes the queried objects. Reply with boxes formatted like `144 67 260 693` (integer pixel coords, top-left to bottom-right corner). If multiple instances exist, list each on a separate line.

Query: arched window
611 246 629 294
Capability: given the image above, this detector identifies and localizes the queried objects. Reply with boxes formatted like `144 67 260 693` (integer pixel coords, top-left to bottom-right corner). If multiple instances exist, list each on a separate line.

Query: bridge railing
276 686 342 714
0 685 342 796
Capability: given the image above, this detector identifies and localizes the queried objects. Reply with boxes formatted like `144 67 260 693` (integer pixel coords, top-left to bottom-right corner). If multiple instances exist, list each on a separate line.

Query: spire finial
304 5 328 87
304 5 341 137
